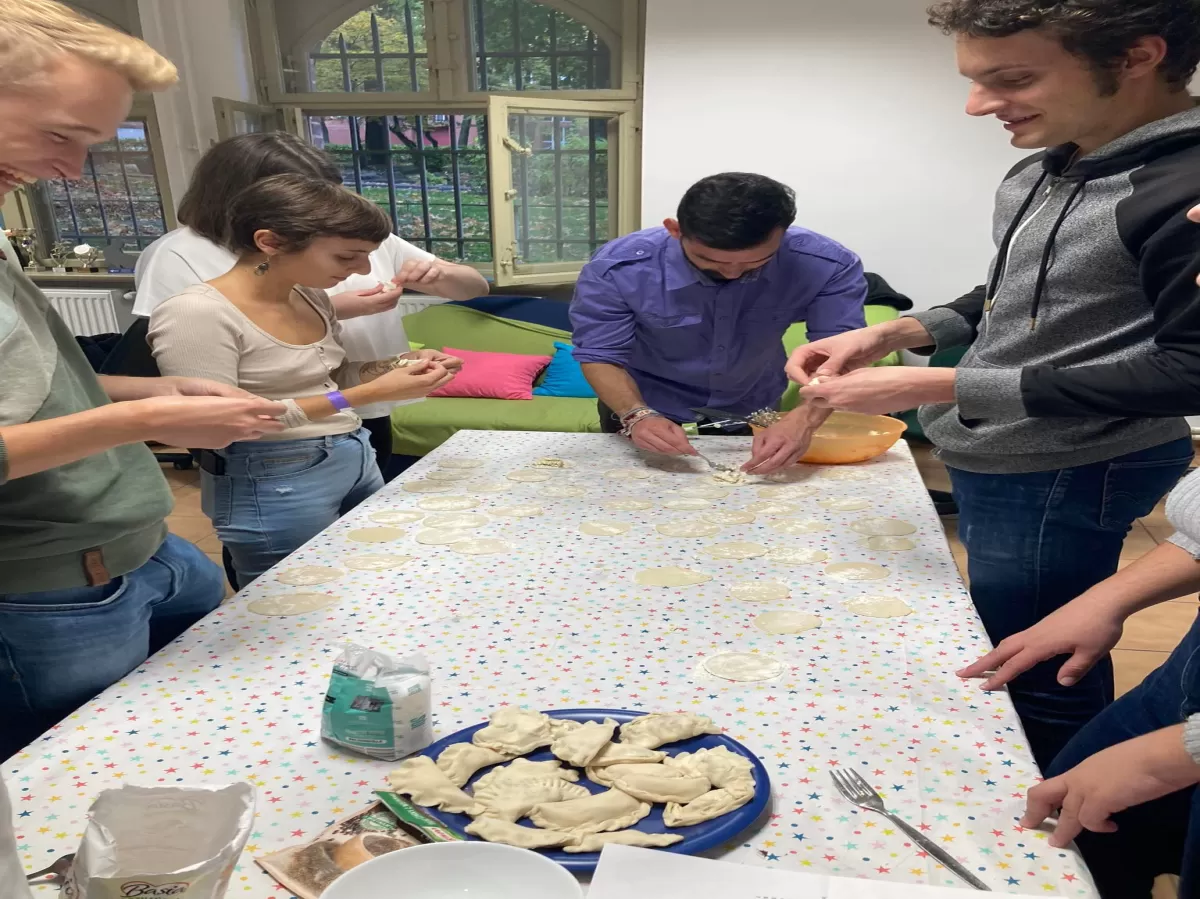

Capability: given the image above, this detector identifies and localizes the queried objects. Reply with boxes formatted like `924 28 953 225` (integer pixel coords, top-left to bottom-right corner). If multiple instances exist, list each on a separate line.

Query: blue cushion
533 341 596 398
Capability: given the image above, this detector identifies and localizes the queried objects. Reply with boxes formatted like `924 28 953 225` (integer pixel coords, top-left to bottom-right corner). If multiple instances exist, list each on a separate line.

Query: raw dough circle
819 467 872 481
678 485 732 500
424 469 474 482
415 528 475 545
468 481 514 494
825 562 890 582
507 470 552 482
656 520 722 538
369 509 425 525
701 541 768 560
702 510 756 525
542 485 587 498
604 498 654 512
491 504 544 518
605 468 655 480
344 553 415 571
417 496 481 511
635 566 713 587
402 481 456 494
663 498 712 511
849 518 917 537
702 652 786 682
754 611 822 635
818 497 871 512
347 527 406 543
450 538 514 555
437 458 484 469
766 546 830 566
845 594 913 618
865 535 917 552
422 512 489 529
744 501 800 516
274 565 343 586
768 518 827 535
727 580 790 603
757 485 817 498
580 521 633 536
247 592 339 616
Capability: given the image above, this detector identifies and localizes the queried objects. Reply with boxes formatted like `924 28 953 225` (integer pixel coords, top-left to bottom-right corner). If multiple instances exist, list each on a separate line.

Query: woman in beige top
149 174 456 586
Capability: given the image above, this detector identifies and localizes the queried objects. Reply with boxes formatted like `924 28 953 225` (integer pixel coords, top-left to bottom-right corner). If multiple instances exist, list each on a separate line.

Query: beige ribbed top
147 284 361 441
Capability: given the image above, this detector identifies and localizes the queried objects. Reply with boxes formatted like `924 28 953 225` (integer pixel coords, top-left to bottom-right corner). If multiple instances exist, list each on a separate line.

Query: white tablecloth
7 431 1096 896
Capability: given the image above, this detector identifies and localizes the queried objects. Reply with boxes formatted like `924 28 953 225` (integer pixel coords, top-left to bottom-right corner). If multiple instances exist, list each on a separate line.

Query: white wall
641 0 1026 309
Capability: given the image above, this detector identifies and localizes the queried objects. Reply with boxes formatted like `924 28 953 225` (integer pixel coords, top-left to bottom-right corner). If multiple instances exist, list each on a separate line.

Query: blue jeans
0 534 225 760
949 438 1194 770
1047 611 1200 898
202 429 384 586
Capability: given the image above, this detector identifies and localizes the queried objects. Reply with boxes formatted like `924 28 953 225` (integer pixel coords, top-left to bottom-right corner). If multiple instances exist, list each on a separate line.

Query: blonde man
0 0 287 761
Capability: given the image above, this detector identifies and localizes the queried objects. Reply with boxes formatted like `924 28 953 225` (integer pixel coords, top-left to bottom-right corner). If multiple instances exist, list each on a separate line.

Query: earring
254 260 270 275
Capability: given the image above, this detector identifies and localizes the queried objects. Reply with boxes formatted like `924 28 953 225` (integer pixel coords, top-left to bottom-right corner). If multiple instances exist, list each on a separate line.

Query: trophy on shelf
4 228 39 271
48 239 74 272
73 242 104 272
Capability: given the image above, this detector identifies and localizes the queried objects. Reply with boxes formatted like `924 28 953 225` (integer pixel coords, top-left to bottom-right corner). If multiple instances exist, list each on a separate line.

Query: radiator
43 289 120 336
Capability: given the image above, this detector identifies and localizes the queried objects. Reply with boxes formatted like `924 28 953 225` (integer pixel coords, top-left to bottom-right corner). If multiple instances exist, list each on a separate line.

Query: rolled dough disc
635 566 713 587
580 521 633 536
468 481 513 494
768 518 827 535
605 468 655 480
424 469 474 482
274 565 344 586
702 652 785 682
422 512 489 529
845 595 913 617
766 546 830 566
415 528 475 545
437 458 484 469
754 611 822 635
702 510 756 525
819 468 872 481
727 580 790 603
744 501 800 516
369 509 425 525
543 485 587 498
344 553 415 571
865 535 917 552
604 499 654 512
656 520 722 538
347 527 406 543
417 496 482 511
247 592 338 616
677 485 732 499
757 485 817 498
818 497 872 512
825 562 890 582
491 504 544 518
701 541 768 560
849 518 917 537
663 498 712 511
506 470 552 482
402 481 456 494
450 538 514 555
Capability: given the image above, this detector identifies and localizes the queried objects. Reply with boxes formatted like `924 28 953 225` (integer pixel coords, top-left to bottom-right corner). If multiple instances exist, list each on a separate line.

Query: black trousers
596 401 753 437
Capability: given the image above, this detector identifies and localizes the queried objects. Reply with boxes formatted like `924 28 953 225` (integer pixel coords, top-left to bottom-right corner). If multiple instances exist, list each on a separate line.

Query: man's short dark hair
676 173 797 251
927 0 1200 93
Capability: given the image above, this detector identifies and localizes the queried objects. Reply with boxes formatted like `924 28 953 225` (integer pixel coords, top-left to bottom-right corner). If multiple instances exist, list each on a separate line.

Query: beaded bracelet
619 406 661 437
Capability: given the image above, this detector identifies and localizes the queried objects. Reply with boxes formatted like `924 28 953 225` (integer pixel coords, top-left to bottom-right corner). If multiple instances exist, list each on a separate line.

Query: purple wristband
325 390 352 412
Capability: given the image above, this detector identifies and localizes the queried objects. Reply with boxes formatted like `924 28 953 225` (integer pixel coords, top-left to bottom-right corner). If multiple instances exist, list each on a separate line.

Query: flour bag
321 644 432 761
63 783 255 899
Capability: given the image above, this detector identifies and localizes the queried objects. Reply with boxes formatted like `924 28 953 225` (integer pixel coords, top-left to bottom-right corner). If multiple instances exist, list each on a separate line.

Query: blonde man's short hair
0 0 178 91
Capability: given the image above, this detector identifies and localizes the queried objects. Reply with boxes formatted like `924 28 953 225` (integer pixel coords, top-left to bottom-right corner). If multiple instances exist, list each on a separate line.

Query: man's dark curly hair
927 0 1200 93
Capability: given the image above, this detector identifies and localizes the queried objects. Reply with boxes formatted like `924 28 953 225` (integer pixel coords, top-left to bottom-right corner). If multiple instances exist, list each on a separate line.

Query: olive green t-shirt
0 234 171 592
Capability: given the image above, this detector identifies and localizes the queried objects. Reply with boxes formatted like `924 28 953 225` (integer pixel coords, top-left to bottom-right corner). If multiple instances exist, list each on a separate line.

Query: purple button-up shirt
570 226 868 422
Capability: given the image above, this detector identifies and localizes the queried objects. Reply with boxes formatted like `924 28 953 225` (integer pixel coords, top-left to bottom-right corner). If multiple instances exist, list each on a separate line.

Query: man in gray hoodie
789 0 1200 771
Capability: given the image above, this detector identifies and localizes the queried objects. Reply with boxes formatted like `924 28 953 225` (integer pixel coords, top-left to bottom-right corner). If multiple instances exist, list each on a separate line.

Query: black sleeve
909 285 987 356
942 284 988 331
1021 147 1200 417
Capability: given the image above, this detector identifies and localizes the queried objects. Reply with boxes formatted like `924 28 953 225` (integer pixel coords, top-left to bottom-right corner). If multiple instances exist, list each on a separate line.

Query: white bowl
321 841 583 899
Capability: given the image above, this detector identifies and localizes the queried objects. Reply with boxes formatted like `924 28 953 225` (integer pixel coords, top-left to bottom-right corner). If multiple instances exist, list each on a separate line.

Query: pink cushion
429 346 552 400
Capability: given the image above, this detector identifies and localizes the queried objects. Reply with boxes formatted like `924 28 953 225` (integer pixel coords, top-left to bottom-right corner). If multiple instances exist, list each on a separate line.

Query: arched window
308 1 429 93
471 0 612 91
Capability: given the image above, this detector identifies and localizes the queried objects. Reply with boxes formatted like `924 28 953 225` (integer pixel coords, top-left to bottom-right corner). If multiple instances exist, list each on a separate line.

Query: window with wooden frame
248 0 642 286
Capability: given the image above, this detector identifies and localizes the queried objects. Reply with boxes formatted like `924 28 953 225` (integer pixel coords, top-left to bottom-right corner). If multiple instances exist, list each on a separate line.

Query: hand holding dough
387 756 485 815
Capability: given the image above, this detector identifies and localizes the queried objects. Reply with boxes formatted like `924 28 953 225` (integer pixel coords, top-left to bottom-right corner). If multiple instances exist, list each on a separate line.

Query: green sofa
392 303 901 457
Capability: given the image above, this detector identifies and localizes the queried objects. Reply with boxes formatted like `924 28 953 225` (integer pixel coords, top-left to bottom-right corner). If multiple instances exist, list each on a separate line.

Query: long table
8 431 1096 895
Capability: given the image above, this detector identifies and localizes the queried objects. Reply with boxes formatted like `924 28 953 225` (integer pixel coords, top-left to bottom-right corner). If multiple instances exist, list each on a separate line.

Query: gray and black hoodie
912 105 1200 474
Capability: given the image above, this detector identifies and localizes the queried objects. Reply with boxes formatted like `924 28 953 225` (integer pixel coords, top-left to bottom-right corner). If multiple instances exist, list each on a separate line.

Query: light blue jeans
0 534 225 760
201 428 384 586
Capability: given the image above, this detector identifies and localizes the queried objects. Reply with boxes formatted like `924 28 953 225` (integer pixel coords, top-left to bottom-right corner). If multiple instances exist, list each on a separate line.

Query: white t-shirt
134 227 450 418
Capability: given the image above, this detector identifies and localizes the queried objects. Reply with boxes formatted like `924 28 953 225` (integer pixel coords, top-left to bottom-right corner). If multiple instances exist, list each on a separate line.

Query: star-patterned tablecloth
8 431 1096 896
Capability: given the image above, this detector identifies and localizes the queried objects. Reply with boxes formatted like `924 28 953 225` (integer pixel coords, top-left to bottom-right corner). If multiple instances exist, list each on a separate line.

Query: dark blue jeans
948 438 1194 770
1047 612 1200 898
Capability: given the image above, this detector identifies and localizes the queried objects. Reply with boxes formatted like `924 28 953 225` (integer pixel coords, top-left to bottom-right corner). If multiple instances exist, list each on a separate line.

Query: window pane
471 0 613 91
484 57 516 91
303 2 428 93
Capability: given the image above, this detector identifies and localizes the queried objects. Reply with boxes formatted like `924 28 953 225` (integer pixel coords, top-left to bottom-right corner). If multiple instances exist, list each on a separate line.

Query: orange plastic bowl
751 411 907 465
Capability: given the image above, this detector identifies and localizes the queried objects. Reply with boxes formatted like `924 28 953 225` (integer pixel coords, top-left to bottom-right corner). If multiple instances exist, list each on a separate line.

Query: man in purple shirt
570 173 868 473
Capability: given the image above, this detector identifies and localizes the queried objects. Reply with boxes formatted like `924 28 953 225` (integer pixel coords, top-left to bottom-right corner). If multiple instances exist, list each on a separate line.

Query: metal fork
692 449 736 474
830 769 991 891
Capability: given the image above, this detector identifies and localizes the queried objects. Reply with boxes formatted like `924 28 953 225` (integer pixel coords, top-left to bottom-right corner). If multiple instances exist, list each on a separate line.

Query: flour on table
818 497 872 512
819 467 872 481
656 520 722 538
635 566 713 587
849 517 917 537
401 481 456 494
450 538 515 555
677 485 732 500
663 498 712 511
844 595 913 617
347 527 407 543
274 565 345 586
768 518 827 535
743 501 800 516
727 580 790 603
580 521 632 537
754 611 822 635
825 562 890 582
756 485 817 498
605 469 655 480
468 481 514 494
865 535 917 551
766 546 830 566
344 554 416 571
369 509 426 526
701 652 785 683
543 485 587 499
700 541 768 560
702 510 756 526
422 512 489 530
506 470 552 483
437 458 485 469
415 528 475 545
491 504 545 518
247 592 339 616
604 498 654 512
417 496 482 511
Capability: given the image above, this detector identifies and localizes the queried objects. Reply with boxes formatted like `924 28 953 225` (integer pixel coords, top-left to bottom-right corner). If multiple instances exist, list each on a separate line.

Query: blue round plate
415 709 771 872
